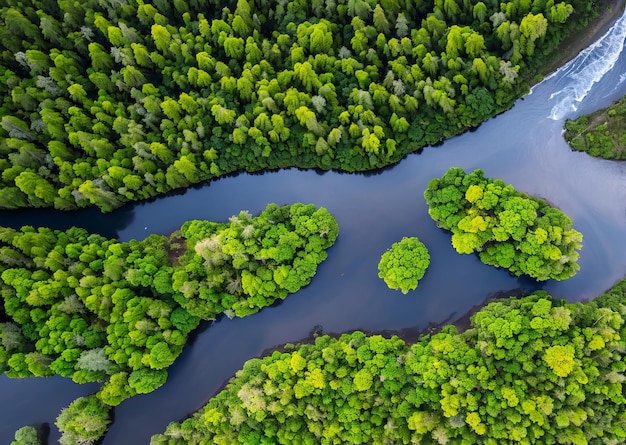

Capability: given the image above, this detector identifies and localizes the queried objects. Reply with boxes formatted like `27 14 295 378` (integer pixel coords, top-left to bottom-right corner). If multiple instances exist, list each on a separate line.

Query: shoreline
258 288 533 359
540 0 626 77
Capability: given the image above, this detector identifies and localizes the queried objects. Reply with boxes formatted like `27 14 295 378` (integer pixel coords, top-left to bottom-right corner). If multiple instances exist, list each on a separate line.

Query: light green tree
56 395 111 445
11 425 42 445
378 237 430 294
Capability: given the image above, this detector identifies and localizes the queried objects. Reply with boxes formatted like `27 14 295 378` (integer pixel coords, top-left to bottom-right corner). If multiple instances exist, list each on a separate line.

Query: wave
548 10 626 120
609 72 626 94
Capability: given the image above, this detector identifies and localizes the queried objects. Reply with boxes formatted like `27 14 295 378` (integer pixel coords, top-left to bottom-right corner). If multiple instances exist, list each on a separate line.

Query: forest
424 167 583 281
0 0 599 211
0 203 338 443
0 0 617 443
151 279 626 445
564 94 626 159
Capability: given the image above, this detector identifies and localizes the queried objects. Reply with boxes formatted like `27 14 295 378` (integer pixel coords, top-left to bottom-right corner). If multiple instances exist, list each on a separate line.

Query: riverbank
563 93 626 159
257 288 532 362
541 0 626 77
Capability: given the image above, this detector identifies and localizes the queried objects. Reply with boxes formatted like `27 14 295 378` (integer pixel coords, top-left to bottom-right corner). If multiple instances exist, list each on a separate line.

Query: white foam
548 10 626 120
609 71 626 93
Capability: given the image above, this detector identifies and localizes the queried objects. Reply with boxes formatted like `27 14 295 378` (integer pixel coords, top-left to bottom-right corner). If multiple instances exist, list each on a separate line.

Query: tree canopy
55 395 111 445
424 167 583 280
0 203 338 410
172 203 339 319
151 286 626 445
0 0 599 211
564 94 626 160
10 425 43 445
378 237 430 294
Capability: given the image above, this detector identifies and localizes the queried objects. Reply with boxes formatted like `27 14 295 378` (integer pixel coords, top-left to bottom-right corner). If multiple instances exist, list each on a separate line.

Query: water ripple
548 10 626 120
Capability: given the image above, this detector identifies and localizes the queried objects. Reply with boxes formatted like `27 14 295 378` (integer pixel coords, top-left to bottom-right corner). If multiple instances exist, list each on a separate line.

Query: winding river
2 10 626 443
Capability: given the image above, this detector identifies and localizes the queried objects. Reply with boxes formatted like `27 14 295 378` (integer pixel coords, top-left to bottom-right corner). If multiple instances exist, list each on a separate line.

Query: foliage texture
378 236 430 294
151 290 626 444
55 395 111 445
0 203 337 407
0 0 598 211
564 94 626 160
173 203 338 318
424 167 582 280
10 425 43 445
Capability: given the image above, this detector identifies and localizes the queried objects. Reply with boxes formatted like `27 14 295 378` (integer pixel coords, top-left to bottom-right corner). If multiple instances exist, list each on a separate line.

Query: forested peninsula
564 94 626 159
0 203 338 442
151 278 626 445
0 0 600 211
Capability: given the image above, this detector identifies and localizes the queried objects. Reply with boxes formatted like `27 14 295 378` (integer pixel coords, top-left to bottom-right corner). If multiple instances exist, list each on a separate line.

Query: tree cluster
424 167 583 280
378 236 430 294
10 425 44 445
0 224 190 406
564 94 626 160
172 203 339 319
0 203 337 408
0 0 598 211
151 288 626 445
55 395 111 445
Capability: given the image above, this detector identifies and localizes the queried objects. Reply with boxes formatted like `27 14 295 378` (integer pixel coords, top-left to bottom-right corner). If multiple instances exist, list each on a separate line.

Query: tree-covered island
424 167 583 281
378 236 431 294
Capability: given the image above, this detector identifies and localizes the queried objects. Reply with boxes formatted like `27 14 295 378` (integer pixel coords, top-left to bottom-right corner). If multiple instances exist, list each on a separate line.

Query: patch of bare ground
166 230 187 266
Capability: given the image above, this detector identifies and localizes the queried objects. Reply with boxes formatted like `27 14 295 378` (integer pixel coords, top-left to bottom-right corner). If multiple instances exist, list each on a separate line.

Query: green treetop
10 425 43 445
378 237 430 294
424 167 582 281
151 286 626 445
55 395 111 445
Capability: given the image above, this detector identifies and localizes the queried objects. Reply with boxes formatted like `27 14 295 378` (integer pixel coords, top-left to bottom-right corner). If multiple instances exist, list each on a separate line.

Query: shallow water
2 11 626 443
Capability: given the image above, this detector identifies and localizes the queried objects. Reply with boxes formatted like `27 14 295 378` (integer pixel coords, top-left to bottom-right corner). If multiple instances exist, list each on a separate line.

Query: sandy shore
541 0 626 76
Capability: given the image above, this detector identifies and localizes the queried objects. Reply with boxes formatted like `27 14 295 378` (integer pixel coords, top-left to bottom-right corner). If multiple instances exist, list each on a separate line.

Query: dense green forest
172 203 339 318
378 236 430 294
424 167 583 280
0 203 337 415
56 394 111 445
0 0 616 442
151 278 626 444
564 94 626 159
0 0 599 211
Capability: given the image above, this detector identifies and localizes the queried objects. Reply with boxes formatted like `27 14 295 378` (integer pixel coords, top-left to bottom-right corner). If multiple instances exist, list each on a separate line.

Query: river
2 10 626 444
